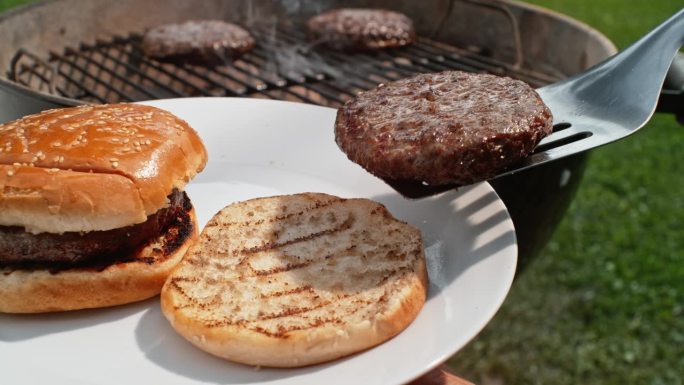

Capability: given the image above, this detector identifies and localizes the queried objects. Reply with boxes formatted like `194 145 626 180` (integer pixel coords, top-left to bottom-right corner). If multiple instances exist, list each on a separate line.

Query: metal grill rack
8 23 561 107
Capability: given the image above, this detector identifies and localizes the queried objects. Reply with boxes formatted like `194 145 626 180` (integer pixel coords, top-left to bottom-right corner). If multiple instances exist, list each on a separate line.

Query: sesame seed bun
0 104 207 233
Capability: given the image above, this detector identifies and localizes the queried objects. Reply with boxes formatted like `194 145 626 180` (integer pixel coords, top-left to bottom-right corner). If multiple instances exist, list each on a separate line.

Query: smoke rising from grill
244 0 346 87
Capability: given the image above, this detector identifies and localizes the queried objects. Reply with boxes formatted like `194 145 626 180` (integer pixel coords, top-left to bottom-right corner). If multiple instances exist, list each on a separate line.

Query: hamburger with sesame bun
0 104 207 313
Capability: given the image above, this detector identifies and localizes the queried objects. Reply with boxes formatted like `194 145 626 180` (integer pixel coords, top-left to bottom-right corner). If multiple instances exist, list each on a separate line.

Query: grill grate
9 23 561 107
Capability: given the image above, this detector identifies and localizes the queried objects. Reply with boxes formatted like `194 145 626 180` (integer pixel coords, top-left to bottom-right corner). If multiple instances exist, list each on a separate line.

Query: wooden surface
409 365 474 385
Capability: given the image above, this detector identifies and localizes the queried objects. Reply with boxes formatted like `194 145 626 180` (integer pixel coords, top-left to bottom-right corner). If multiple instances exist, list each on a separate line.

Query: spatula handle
409 365 475 385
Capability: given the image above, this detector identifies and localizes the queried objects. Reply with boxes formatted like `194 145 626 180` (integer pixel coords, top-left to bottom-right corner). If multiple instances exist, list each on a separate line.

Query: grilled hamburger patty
0 190 189 268
141 20 255 65
335 71 553 186
307 8 415 51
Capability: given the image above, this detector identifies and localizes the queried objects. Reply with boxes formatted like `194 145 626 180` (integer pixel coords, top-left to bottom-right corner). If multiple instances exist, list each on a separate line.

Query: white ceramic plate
0 98 517 385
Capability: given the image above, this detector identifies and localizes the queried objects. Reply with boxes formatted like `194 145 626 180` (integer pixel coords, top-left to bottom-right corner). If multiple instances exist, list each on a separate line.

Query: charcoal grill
7 26 560 106
0 0 619 269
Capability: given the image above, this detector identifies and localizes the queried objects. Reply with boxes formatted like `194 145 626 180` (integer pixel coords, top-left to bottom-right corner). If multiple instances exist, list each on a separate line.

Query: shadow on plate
135 305 332 384
0 298 155 342
371 184 517 300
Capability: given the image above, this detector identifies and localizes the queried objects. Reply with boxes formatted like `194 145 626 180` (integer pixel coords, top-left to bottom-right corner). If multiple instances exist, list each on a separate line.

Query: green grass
448 1 684 384
1 0 682 383
0 0 30 13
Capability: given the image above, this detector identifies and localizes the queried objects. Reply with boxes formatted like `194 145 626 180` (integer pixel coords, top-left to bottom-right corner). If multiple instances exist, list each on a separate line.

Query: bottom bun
161 193 428 367
0 207 197 313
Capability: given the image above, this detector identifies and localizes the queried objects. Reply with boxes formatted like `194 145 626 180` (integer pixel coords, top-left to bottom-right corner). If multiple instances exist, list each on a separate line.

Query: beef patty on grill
141 20 255 65
307 8 415 51
0 190 190 269
335 71 553 186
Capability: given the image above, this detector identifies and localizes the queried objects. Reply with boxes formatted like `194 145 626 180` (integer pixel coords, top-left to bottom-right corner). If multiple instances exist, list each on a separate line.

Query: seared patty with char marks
335 71 553 186
0 190 191 269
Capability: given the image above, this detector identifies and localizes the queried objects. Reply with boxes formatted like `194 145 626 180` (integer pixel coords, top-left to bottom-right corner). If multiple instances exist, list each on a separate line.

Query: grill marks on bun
0 104 207 233
161 193 428 367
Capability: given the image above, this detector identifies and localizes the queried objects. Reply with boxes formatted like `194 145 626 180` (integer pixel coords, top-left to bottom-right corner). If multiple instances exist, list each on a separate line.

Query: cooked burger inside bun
0 104 207 313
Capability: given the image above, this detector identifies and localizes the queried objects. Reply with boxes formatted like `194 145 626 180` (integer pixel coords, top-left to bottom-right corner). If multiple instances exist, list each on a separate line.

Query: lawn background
0 0 682 384
447 1 684 384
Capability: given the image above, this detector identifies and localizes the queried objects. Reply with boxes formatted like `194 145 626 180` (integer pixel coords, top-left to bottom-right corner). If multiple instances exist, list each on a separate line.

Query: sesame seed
111 138 120 142
110 157 119 162
111 161 119 168
22 149 28 153
7 170 14 176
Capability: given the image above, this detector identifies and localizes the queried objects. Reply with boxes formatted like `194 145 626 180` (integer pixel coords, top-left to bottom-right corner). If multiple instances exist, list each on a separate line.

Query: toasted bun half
161 192 428 367
0 206 197 313
0 104 207 233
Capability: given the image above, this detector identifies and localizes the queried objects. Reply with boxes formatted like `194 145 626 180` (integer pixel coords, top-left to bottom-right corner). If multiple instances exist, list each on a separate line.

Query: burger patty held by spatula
334 70 553 187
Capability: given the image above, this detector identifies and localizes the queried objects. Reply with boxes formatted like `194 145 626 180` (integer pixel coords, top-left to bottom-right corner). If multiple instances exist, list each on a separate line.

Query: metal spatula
385 8 684 199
